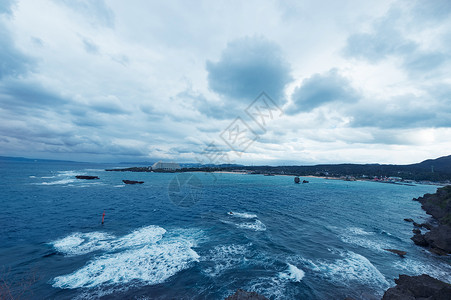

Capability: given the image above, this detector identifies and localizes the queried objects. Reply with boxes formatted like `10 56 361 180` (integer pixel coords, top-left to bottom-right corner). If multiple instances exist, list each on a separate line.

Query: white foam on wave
302 251 389 289
58 170 81 176
393 258 451 284
51 226 166 256
236 220 267 231
52 226 201 291
112 226 166 249
34 170 84 185
221 218 267 232
29 175 36 178
229 212 258 219
52 240 199 289
347 227 374 235
40 178 77 185
52 232 115 256
340 227 392 252
202 244 250 277
278 263 305 282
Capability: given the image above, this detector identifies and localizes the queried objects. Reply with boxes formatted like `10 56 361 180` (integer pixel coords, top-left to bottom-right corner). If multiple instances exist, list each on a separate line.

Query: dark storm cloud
288 69 359 114
206 36 292 102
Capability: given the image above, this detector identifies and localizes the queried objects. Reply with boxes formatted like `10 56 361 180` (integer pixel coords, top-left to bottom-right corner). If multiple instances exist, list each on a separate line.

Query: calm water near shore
1 160 450 299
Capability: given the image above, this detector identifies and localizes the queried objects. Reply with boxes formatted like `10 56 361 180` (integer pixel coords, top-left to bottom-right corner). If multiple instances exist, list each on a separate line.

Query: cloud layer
0 0 450 164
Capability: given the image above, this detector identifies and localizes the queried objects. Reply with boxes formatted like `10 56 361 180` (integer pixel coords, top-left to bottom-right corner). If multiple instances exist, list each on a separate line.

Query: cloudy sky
1 0 451 164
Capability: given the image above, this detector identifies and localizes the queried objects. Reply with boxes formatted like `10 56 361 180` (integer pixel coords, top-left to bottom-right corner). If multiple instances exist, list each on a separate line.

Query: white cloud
0 0 450 164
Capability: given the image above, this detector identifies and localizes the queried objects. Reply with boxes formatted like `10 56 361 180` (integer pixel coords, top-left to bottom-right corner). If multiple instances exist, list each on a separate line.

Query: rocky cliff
411 185 451 255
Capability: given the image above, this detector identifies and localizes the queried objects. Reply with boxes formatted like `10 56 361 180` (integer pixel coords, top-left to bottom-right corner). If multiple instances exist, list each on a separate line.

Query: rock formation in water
75 175 99 180
383 249 407 258
122 180 144 184
382 274 451 300
410 185 451 255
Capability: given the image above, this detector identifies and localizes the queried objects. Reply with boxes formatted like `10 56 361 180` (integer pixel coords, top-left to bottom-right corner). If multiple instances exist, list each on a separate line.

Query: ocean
1 160 450 299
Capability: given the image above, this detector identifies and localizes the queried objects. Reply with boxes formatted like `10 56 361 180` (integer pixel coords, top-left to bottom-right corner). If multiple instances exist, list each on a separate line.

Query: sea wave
202 244 250 277
228 211 258 219
51 225 166 256
278 263 305 282
300 251 389 290
393 258 451 284
236 219 267 231
339 227 393 252
51 226 200 291
52 241 199 289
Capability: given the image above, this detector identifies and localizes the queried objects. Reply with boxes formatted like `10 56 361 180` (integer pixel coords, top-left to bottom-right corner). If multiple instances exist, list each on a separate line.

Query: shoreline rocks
382 274 451 300
409 185 451 255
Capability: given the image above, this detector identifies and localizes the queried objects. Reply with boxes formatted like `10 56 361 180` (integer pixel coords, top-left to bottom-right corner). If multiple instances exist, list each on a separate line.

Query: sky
1 0 451 165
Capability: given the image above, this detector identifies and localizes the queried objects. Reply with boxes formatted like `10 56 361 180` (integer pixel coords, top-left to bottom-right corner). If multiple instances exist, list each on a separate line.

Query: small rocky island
75 175 99 180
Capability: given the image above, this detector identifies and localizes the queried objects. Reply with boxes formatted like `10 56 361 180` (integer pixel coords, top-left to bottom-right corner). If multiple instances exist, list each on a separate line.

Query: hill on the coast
410 155 451 174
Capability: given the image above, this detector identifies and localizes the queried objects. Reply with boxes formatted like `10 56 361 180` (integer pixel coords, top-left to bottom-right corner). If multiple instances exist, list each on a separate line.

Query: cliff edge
411 185 451 255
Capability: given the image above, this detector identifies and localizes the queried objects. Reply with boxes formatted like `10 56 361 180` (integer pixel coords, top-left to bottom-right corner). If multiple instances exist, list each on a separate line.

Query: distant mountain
409 155 451 174
185 154 451 182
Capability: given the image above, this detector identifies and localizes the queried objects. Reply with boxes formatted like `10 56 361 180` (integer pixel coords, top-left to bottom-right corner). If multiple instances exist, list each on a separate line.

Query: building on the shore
151 161 181 171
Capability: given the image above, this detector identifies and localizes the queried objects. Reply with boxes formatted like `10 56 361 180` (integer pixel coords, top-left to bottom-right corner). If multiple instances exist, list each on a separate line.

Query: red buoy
102 211 105 224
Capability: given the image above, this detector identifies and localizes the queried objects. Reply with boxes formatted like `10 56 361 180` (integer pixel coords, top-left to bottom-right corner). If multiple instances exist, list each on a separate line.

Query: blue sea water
1 160 450 300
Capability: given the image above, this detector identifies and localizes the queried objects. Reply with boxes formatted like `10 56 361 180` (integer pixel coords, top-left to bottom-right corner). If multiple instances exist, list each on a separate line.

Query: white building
151 161 181 171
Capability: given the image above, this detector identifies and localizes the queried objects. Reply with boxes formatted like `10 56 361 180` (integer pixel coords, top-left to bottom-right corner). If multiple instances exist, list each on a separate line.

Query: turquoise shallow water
1 160 450 299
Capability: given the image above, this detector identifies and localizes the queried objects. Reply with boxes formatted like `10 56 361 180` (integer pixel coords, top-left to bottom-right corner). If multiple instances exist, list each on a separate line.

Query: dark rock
410 186 451 255
384 249 407 258
420 223 433 230
382 274 451 300
75 175 99 180
411 233 429 247
224 289 268 300
122 180 144 184
412 228 421 235
294 176 300 184
417 186 451 226
423 225 451 255
404 218 414 222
